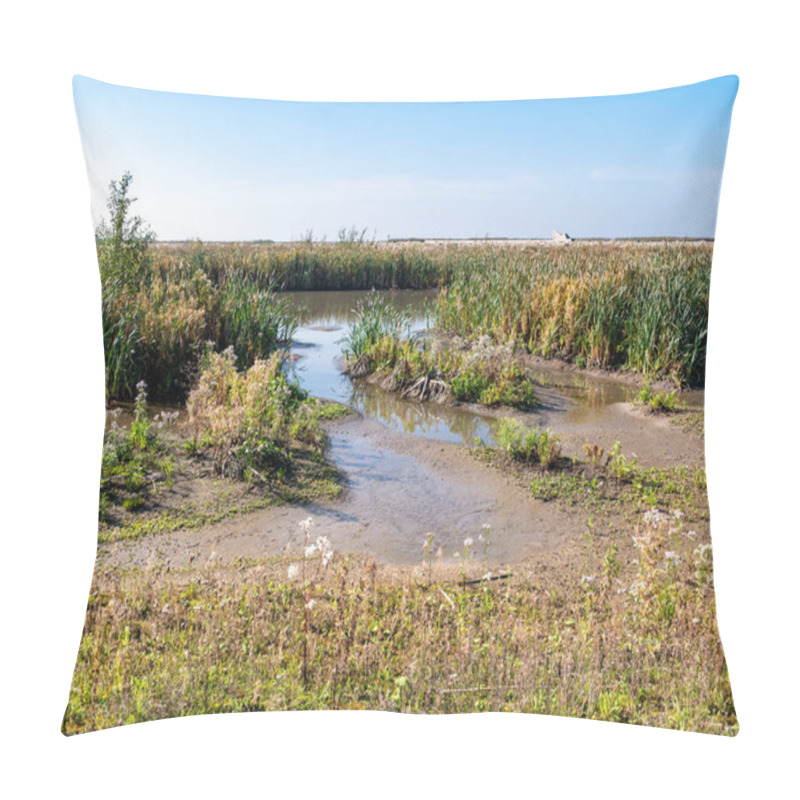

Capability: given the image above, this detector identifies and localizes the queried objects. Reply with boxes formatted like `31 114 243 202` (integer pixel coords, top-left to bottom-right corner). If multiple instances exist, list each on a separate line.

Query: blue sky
73 75 738 241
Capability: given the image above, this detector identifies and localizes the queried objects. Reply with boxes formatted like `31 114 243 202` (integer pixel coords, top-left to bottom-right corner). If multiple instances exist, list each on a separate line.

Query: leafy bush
186 347 321 480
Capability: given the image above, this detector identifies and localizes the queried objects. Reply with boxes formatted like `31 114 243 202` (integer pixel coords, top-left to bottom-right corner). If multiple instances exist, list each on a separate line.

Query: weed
635 383 685 413
186 347 322 481
497 419 562 467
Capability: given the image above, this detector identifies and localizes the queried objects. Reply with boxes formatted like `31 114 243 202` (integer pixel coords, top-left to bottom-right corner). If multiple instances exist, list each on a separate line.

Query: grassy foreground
64 510 735 735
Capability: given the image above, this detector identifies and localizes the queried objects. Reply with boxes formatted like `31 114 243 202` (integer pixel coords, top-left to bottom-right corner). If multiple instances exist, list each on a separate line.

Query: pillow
64 75 739 735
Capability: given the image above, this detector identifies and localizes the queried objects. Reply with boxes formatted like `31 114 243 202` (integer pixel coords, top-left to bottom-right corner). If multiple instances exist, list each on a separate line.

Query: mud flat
100 413 585 569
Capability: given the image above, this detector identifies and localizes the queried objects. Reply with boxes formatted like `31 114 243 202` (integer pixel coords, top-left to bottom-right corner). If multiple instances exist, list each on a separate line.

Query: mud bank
99 414 586 569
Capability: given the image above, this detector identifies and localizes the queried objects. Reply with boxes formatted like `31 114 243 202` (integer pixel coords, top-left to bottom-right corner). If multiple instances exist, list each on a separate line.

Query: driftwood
458 572 513 586
400 374 449 402
348 354 372 378
437 685 526 694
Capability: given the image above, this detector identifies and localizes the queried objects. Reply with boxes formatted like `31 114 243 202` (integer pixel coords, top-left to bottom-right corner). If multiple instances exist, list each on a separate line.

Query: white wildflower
673 509 684 520
581 574 596 587
304 544 317 558
299 516 313 536
464 537 474 548
287 564 299 580
305 599 316 611
643 509 669 528
665 551 680 566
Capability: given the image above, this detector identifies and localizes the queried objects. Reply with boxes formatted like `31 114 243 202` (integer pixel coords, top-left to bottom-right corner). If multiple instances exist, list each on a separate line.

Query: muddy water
285 290 497 445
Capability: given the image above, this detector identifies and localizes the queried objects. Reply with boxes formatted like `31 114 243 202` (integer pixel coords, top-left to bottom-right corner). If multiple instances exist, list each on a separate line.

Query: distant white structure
552 230 573 244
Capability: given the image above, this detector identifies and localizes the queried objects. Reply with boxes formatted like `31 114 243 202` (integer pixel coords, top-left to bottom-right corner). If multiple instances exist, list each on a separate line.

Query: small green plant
607 441 637 481
128 381 152 451
497 418 562 468
635 382 684 413
122 496 145 512
99 382 172 518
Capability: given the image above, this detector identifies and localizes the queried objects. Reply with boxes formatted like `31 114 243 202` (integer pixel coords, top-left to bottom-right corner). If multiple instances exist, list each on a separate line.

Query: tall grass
102 266 298 401
436 244 711 385
104 214 710 397
342 291 411 359
151 240 453 291
154 240 711 384
97 176 299 402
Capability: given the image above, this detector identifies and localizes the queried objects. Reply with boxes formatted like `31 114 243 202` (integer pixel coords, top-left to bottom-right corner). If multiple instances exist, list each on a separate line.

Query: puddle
285 290 499 446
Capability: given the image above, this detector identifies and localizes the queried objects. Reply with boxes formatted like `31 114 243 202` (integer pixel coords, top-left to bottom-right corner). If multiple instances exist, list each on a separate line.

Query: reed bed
436 244 712 385
102 265 297 401
343 296 538 409
104 238 711 400
152 240 711 385
151 240 452 291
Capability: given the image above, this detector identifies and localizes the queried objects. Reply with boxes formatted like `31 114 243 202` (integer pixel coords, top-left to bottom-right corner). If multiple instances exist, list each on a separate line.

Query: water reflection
285 289 438 327
349 382 496 445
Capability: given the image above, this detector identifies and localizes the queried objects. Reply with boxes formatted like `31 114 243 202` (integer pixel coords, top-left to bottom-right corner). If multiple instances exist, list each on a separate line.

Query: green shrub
186 347 321 480
634 383 684 412
496 418 562 468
